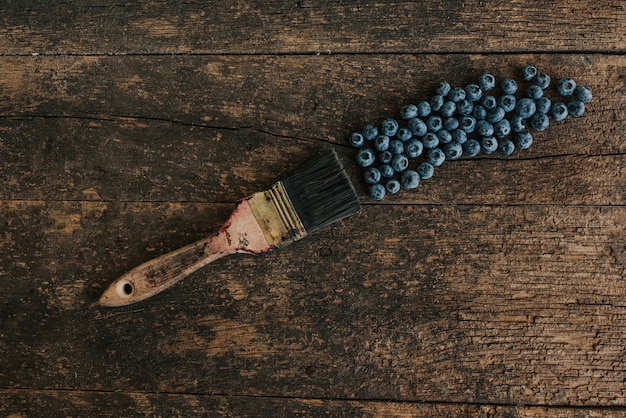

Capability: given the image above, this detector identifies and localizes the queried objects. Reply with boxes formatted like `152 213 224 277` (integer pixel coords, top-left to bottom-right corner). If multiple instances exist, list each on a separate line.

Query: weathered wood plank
0 1 624 55
0 54 623 205
2 200 626 406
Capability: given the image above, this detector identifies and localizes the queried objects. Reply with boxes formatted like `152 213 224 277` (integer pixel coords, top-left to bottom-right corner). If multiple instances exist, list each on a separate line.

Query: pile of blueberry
350 65 593 200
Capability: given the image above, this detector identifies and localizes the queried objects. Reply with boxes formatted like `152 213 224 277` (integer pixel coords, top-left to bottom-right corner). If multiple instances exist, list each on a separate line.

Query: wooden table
2 2 625 416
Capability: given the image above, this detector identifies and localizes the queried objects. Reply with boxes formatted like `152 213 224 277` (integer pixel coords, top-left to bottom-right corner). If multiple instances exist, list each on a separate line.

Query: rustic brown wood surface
2 1 626 417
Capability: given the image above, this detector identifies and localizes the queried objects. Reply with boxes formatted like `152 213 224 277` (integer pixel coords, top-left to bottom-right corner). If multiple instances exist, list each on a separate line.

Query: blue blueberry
535 96 551 115
472 105 487 120
510 114 526 133
417 101 432 117
374 135 390 151
391 154 409 172
557 78 577 96
421 132 439 149
388 139 404 155
550 102 568 121
498 95 516 113
574 86 593 103
369 184 386 200
362 124 378 141
457 99 474 116
448 87 466 102
408 117 428 137
379 150 393 164
463 139 481 157
494 119 511 139
481 136 498 154
521 65 537 81
498 139 515 156
451 128 467 144
501 78 518 95
441 101 457 118
426 115 443 132
436 81 451 96
380 118 399 137
379 164 395 178
356 148 376 167
567 100 585 117
514 131 533 150
530 113 549 131
430 95 444 112
364 167 381 185
526 85 544 100
417 162 434 180
444 117 459 131
515 98 536 119
476 120 495 137
533 73 551 89
443 141 463 160
427 148 446 166
459 115 477 133
405 139 423 158
478 73 496 91
396 127 412 142
465 84 483 102
481 95 497 110
350 132 365 148
400 170 420 189
400 104 418 120
385 179 401 194
486 106 505 124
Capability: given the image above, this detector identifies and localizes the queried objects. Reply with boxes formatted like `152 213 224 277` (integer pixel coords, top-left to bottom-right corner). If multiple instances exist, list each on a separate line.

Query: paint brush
96 149 361 307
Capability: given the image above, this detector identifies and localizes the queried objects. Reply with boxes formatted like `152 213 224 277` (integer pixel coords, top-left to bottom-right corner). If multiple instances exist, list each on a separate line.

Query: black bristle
281 149 361 233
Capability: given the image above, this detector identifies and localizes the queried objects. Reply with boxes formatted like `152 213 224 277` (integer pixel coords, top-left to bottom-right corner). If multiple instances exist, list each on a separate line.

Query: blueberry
362 124 378 141
397 127 413 142
417 162 434 180
510 114 526 133
515 98 536 119
451 128 468 144
421 132 439 149
356 148 376 167
436 81 451 96
514 131 533 150
379 164 395 178
400 170 420 189
526 85 544 100
400 104 418 120
385 179 401 194
478 73 496 91
417 101 432 117
486 106 505 124
476 120 495 137
529 113 549 131
430 95 445 112
567 100 585 117
533 73 551 89
364 167 382 185
501 78 518 95
426 115 443 132
408 117 428 137
457 99 474 115
498 139 515 156
472 105 487 120
464 84 483 102
405 139 424 158
535 96 551 115
459 115 477 133
350 132 365 148
557 78 577 96
574 86 593 103
379 150 393 164
381 118 399 137
494 119 511 139
369 184 386 200
521 65 537 81
374 135 390 151
463 139 481 157
444 117 460 131
482 95 497 110
427 148 446 166
550 102 568 121
389 139 404 155
443 141 463 160
441 101 457 118
437 129 453 144
498 94 516 113
391 154 409 172
481 136 498 154
448 87 466 102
